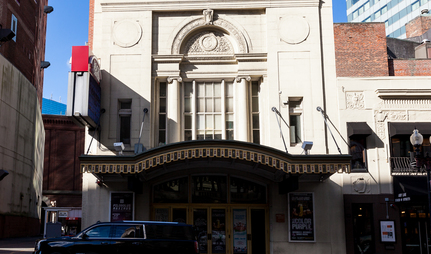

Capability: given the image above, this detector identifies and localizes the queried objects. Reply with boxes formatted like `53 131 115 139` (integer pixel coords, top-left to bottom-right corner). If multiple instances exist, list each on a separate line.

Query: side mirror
81 233 89 239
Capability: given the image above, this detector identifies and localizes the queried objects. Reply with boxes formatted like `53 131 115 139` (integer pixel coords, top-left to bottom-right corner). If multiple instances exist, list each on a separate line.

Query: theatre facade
74 0 354 253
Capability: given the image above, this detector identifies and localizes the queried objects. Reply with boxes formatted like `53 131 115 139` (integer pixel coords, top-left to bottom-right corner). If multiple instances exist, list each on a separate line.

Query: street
0 237 39 254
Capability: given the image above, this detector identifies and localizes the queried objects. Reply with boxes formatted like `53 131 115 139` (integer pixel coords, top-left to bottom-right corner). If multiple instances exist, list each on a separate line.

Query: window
11 14 17 42
251 81 260 144
183 80 233 141
289 98 302 144
119 100 131 144
153 177 189 203
112 225 139 238
192 175 227 203
85 226 112 238
350 136 367 171
159 83 167 145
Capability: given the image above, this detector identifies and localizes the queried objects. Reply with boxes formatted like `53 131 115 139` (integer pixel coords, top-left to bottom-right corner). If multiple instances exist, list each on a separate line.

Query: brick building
42 115 84 237
0 0 50 105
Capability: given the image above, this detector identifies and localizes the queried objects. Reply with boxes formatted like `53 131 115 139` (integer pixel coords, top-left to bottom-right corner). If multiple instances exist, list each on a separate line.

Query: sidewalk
0 236 40 254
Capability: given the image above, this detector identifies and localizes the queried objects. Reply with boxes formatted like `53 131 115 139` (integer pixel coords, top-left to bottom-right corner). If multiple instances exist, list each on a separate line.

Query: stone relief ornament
352 177 371 193
346 92 365 109
112 20 142 48
184 31 233 54
387 111 407 121
203 9 214 25
171 17 248 54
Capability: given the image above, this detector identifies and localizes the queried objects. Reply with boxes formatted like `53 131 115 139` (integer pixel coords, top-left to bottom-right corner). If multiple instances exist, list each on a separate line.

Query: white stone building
72 1 431 254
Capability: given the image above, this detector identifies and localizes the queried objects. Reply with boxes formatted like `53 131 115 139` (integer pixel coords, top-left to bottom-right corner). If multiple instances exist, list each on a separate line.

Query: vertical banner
233 209 247 253
110 192 134 222
289 192 315 242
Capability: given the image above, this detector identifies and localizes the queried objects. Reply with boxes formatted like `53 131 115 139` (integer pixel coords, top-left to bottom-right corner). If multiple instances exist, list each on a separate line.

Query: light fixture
0 169 9 181
41 61 51 69
114 142 125 155
410 128 424 147
302 141 313 155
0 29 15 42
44 6 54 14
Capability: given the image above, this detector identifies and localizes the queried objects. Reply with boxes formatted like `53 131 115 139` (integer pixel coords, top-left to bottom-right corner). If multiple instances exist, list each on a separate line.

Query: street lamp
410 128 431 229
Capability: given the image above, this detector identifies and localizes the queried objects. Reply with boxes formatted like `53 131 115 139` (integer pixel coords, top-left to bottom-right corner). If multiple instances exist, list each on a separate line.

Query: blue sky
43 0 347 103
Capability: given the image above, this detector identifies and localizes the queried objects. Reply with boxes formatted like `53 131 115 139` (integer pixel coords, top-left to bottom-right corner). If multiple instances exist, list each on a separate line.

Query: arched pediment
170 16 249 54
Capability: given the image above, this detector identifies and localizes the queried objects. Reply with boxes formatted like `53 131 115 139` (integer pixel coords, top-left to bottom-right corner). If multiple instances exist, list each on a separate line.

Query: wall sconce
0 169 9 181
302 141 313 155
44 6 54 14
41 61 51 69
114 142 125 155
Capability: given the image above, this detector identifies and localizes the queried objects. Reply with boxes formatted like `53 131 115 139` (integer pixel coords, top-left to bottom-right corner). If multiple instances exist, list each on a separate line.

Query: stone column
235 75 251 141
167 76 182 143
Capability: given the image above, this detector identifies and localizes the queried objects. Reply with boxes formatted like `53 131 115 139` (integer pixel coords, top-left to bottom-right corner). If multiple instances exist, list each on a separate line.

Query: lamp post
410 128 431 230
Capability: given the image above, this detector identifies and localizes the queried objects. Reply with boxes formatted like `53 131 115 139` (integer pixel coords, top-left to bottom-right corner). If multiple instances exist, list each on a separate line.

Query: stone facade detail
346 92 365 109
279 16 310 44
184 31 233 54
172 17 248 54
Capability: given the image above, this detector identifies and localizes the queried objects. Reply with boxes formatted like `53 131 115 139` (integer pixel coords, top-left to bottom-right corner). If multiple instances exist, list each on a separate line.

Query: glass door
193 208 227 254
402 219 431 254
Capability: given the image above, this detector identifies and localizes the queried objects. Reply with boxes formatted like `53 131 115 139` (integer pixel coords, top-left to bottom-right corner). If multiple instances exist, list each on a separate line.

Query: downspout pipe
318 0 329 154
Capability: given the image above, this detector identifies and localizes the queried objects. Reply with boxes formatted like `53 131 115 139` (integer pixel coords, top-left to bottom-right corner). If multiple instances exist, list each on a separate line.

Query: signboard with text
289 192 315 242
110 192 134 222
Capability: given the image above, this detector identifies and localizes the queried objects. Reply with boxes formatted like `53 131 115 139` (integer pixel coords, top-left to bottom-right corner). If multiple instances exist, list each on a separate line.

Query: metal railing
390 157 427 175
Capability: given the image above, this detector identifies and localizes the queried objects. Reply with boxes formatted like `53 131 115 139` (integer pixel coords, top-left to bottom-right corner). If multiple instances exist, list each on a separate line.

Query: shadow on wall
87 70 151 155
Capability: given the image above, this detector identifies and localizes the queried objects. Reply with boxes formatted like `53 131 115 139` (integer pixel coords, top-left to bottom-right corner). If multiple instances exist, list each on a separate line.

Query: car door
71 224 114 254
110 224 143 254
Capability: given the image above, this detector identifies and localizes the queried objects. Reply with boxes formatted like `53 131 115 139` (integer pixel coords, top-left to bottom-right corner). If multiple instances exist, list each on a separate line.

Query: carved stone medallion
279 16 310 44
113 20 142 48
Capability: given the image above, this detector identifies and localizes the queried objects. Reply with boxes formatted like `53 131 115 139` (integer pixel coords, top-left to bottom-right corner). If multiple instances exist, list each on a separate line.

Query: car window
85 225 112 238
113 225 139 238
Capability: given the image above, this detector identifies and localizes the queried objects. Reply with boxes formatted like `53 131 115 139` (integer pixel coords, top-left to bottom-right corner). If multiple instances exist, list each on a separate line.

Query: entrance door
194 208 227 254
402 219 431 254
191 207 267 254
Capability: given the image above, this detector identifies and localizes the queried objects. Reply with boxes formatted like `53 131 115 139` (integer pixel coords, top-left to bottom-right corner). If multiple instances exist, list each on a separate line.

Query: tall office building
347 0 431 38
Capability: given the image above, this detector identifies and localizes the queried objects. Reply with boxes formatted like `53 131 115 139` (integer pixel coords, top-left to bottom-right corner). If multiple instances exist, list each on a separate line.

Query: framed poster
380 220 396 243
110 192 134 222
288 192 315 242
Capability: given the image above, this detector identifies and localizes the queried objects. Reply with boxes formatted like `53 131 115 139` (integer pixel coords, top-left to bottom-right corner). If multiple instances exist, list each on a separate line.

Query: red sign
71 46 89 72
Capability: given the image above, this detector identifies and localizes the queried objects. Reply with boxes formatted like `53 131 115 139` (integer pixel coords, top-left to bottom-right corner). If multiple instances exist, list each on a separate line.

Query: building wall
0 0 49 105
406 14 431 38
389 59 431 76
334 23 388 77
0 54 45 238
43 115 84 208
84 0 350 253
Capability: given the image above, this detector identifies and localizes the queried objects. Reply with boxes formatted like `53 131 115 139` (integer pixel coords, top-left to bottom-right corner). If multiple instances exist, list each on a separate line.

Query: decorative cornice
376 89 431 98
101 1 321 12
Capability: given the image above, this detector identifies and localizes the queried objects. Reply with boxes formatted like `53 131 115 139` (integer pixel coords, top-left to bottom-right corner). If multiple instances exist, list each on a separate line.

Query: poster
212 209 226 253
380 221 396 242
110 192 134 222
289 193 314 241
233 209 247 253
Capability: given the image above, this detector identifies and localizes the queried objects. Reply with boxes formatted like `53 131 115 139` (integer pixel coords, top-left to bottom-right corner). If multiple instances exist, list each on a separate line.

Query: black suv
34 221 199 254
